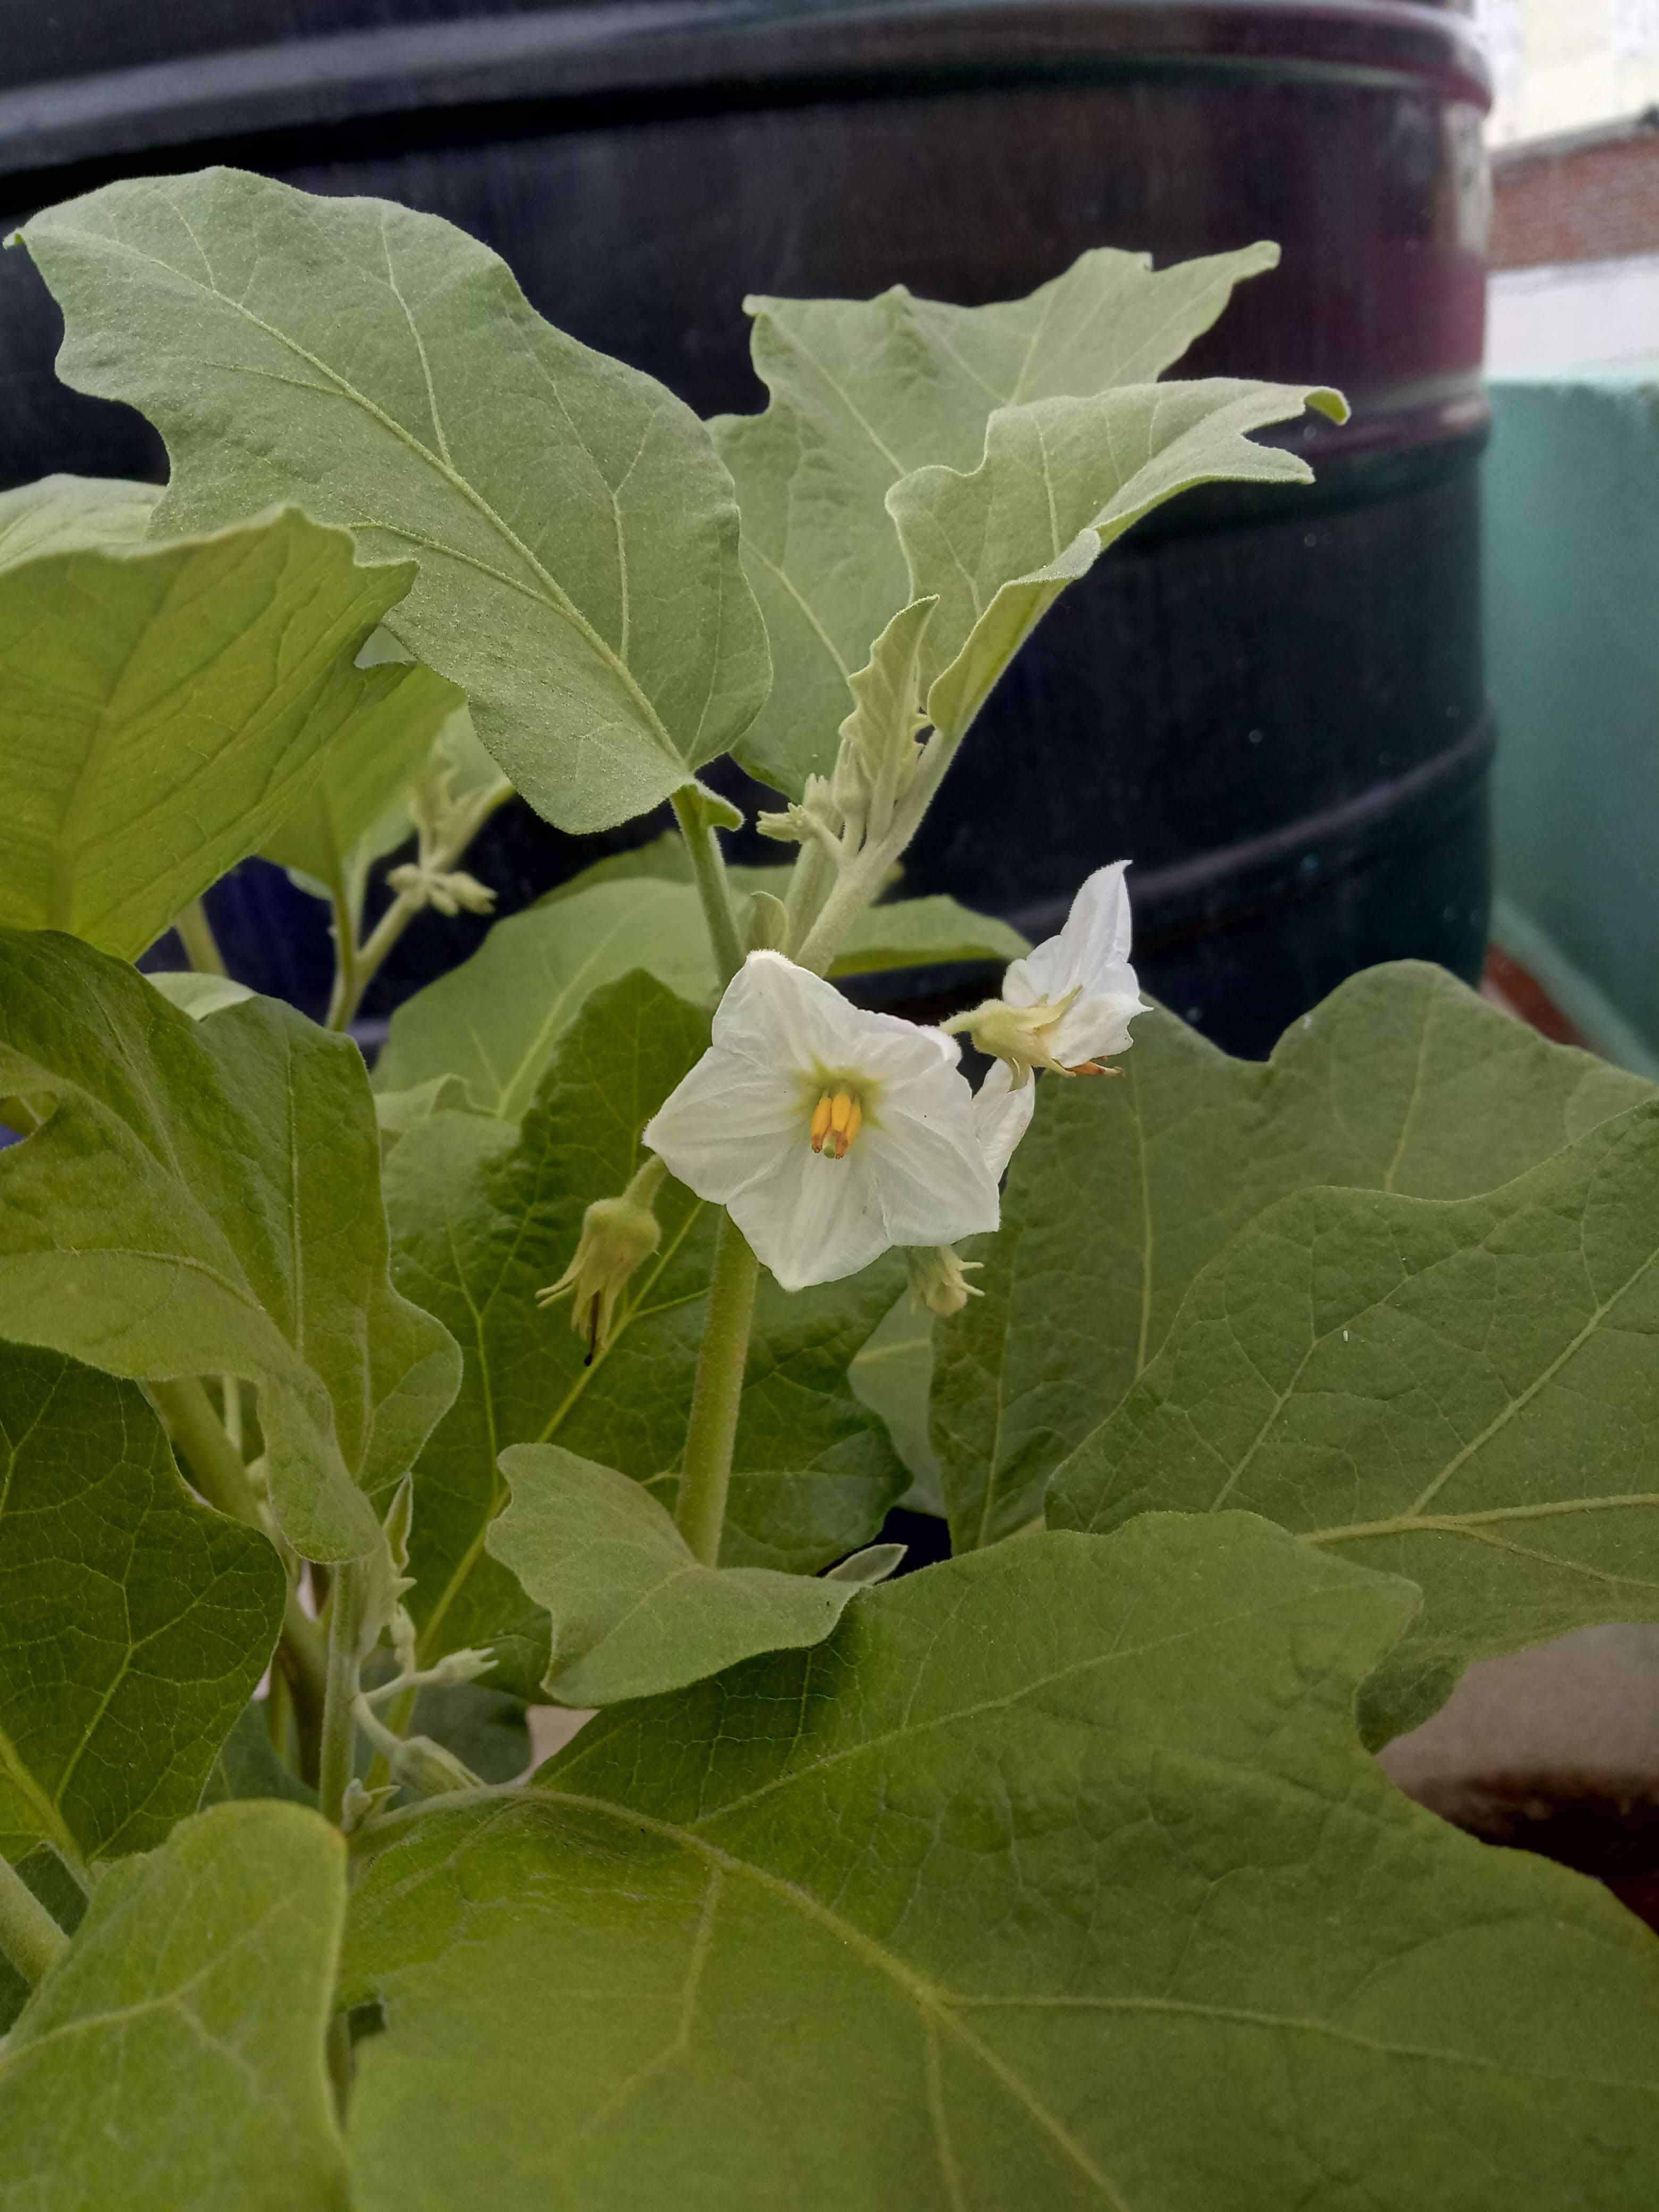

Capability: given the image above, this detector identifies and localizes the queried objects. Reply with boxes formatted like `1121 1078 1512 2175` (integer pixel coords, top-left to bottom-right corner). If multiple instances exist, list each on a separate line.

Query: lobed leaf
383 973 902 1695
0 932 459 1560
0 1347 283 1863
0 1803 350 2211
491 1445 864 1704
1050 1094 1659 1742
892 377 1346 740
22 166 770 833
936 962 1654 1552
713 242 1284 793
0 505 418 960
341 1517 1659 2209
0 472 158 570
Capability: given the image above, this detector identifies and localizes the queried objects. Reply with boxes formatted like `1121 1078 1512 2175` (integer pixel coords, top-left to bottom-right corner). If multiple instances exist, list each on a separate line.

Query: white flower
946 862 1149 1084
643 952 1000 1293
971 1059 1035 1179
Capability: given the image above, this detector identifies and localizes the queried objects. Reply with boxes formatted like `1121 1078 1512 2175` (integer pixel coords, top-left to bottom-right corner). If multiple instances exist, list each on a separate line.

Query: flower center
809 1087 864 1161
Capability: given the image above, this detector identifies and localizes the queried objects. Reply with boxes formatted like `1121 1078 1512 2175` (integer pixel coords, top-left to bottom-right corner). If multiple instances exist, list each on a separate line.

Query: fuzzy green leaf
23 166 770 833
896 378 1345 740
0 1347 283 1863
937 963 1653 1553
341 1517 1659 2210
1051 1093 1659 1743
0 1803 350 2210
0 932 459 1560
491 1446 862 1704
714 242 1284 793
376 872 1025 1117
0 472 158 569
383 973 902 1694
0 506 418 960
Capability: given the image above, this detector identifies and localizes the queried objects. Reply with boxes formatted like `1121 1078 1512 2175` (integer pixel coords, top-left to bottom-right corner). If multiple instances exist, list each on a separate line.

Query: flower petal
1048 979 1150 1068
728 1145 890 1292
1004 861 1133 1008
642 1046 800 1204
972 1060 1036 1182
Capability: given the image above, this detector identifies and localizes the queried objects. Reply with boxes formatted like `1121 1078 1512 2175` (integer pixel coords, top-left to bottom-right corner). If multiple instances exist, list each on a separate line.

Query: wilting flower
946 861 1148 1085
643 952 1000 1292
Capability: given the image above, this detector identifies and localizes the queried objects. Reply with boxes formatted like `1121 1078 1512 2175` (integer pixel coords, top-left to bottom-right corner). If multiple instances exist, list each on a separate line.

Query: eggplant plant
0 168 1655 2210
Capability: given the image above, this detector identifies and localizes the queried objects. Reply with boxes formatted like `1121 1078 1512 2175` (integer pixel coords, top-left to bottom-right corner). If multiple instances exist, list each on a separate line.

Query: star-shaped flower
643 953 1001 1292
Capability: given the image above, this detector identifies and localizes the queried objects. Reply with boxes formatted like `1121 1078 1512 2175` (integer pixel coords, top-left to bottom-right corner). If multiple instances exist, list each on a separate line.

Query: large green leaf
1050 1095 1659 1744
936 963 1653 1552
0 505 418 960
0 1803 350 2211
377 865 1026 1116
490 1445 865 1704
23 166 770 833
892 377 1345 741
341 1517 1659 2210
0 472 158 569
0 932 459 1560
384 973 902 1695
713 242 1283 793
0 1346 283 1864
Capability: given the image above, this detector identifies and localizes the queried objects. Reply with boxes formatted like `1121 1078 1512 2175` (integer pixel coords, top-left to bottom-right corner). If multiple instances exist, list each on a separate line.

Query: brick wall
1491 121 1659 269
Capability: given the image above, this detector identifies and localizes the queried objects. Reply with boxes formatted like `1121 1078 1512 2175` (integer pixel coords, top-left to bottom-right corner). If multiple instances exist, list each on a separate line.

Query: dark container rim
0 1 1490 189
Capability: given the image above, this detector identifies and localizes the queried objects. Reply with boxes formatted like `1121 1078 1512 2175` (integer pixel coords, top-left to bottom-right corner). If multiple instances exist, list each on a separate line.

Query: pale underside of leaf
23 166 770 833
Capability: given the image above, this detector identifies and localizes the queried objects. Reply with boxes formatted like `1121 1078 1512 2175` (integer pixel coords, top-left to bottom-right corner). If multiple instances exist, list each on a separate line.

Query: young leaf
0 1347 283 1863
1050 1095 1659 1744
23 166 770 833
0 507 419 960
713 242 1283 793
0 471 158 569
938 962 1653 1552
892 377 1346 740
341 1518 1659 2209
0 1803 350 2211
256 657 465 901
383 973 902 1693
490 1446 864 1705
376 872 1026 1115
0 932 459 1560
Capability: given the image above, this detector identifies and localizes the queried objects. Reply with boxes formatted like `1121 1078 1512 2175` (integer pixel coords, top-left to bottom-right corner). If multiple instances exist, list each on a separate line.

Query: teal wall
1484 377 1659 1076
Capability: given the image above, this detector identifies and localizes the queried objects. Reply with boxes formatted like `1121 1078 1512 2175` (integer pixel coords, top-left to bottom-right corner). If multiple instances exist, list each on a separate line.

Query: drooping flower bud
904 1243 984 1317
535 1158 667 1362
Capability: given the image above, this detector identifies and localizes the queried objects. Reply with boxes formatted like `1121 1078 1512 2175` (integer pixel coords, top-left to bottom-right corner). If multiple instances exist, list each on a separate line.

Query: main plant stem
0 1853 69 1988
147 1377 329 1774
674 1213 760 1564
794 724 966 976
317 1561 367 1829
671 786 746 985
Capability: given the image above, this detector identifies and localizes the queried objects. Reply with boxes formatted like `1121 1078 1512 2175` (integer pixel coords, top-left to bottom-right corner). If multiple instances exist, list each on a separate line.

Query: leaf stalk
0 1853 70 1989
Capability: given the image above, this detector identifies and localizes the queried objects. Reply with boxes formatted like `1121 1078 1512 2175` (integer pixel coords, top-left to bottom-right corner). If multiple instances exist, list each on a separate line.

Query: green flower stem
0 1853 69 1989
674 1212 760 1564
782 835 834 951
671 786 747 985
325 775 514 1030
317 1561 368 1830
174 896 228 977
147 1376 329 1770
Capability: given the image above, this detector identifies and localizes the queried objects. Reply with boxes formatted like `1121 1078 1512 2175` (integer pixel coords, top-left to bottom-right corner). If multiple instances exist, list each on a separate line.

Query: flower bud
536 1159 667 1362
386 861 497 917
905 1244 984 1317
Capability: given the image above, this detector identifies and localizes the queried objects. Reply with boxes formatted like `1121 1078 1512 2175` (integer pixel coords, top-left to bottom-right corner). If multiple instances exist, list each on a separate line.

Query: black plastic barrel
0 1 1492 1053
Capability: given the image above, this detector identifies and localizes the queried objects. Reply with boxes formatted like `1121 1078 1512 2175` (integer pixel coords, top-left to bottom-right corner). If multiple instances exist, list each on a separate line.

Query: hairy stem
794 725 965 975
174 897 228 977
671 786 747 985
317 1562 367 1829
0 1853 70 1988
674 1212 760 1564
147 1377 328 1773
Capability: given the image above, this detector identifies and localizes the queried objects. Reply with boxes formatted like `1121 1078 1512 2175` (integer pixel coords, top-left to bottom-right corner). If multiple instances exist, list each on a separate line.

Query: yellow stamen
810 1087 865 1161
842 1099 862 1151
830 1090 853 1133
810 1092 833 1153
